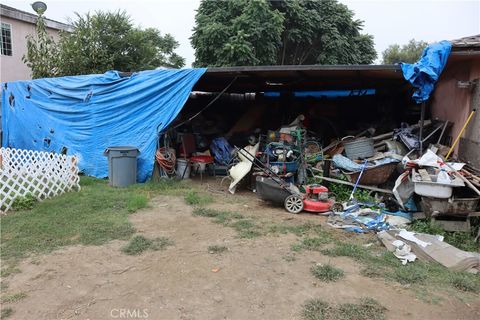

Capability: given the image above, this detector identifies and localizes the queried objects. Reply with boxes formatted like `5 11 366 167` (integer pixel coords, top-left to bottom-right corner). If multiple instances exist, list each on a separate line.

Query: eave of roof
0 4 72 32
193 64 406 93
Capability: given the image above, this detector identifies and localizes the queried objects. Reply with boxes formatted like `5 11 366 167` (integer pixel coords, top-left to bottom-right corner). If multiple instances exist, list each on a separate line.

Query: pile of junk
155 109 480 272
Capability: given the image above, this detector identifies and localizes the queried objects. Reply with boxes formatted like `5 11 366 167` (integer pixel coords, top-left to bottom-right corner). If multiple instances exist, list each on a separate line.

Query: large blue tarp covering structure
401 40 452 103
1 68 206 182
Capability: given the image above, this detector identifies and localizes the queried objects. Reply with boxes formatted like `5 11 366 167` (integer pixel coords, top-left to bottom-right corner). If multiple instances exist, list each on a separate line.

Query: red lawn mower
255 176 343 214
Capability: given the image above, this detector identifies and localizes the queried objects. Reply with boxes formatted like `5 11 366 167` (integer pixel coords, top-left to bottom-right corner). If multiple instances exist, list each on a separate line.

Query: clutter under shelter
153 43 480 272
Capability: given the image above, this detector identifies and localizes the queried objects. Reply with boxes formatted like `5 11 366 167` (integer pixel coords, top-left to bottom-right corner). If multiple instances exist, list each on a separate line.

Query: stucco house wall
431 51 480 166
0 4 70 82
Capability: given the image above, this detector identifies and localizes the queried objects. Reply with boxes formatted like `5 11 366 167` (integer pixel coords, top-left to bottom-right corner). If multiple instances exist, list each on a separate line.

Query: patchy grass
449 272 480 293
121 235 173 255
408 219 479 252
11 194 37 211
302 297 386 320
268 222 326 237
193 208 244 224
390 264 428 285
1 177 175 263
360 265 383 279
126 193 148 212
336 298 387 320
231 219 262 238
297 236 331 252
0 266 21 278
0 307 13 319
0 281 9 292
208 245 228 254
150 237 174 251
311 264 344 282
283 255 296 262
192 208 261 238
0 176 190 270
184 190 213 206
321 243 368 261
1 292 27 303
321 240 480 300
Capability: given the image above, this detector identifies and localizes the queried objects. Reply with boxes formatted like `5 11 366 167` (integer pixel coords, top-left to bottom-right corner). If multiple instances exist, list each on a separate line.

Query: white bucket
176 159 190 179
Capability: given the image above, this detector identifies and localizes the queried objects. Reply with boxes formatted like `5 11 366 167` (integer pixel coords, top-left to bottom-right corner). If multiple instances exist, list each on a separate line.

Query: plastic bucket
176 159 190 179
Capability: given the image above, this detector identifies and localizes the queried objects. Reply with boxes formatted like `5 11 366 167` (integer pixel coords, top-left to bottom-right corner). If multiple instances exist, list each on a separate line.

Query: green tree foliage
58 11 185 75
22 15 60 79
191 0 377 67
23 10 185 78
382 39 429 64
191 0 284 66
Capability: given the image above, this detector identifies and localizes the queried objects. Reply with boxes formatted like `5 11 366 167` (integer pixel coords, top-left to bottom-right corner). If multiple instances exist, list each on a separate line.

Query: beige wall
0 16 61 82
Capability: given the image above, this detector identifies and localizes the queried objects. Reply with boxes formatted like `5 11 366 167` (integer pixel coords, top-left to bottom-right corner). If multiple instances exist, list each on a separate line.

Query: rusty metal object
343 162 397 185
421 196 480 218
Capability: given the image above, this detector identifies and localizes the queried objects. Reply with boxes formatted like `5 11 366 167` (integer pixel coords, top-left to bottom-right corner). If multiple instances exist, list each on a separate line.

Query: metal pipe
436 120 449 145
419 102 426 154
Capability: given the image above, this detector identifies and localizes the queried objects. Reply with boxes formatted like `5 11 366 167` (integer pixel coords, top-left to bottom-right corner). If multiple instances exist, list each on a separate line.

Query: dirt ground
3 180 480 320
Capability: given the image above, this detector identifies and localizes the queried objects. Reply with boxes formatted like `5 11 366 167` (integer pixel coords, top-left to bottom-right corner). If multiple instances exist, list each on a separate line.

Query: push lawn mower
234 145 342 214
256 176 342 214
284 184 343 214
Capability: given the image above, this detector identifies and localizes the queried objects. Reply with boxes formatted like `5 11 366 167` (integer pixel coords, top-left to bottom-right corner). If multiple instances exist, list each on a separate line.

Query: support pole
419 102 426 154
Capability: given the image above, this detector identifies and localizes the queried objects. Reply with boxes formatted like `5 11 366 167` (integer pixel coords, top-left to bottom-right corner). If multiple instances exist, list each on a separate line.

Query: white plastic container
412 173 464 199
436 169 451 184
176 159 190 179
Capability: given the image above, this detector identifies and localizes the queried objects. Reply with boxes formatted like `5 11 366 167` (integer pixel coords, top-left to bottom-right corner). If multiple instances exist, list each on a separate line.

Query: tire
284 195 304 214
332 202 344 212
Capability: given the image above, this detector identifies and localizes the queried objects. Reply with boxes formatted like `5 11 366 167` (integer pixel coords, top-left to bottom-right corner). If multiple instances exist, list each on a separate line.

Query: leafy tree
57 11 185 75
382 39 428 64
23 10 185 78
191 0 284 66
191 0 376 67
23 14 60 79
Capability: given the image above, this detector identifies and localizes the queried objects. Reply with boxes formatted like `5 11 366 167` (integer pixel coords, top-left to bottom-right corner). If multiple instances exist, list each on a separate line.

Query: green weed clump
208 245 228 254
302 297 386 320
121 235 173 255
126 193 148 212
1 292 27 303
311 264 345 282
184 190 213 206
0 307 13 319
11 194 37 211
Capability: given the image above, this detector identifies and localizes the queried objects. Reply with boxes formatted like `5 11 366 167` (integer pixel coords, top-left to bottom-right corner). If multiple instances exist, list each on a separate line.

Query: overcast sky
3 0 479 66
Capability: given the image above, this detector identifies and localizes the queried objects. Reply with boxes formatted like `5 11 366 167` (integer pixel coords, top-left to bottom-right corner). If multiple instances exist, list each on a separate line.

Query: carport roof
192 64 408 93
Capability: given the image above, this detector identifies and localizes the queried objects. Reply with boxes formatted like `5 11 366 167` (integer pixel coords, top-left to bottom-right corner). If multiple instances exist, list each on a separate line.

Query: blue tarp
264 89 376 98
1 68 206 182
401 40 452 103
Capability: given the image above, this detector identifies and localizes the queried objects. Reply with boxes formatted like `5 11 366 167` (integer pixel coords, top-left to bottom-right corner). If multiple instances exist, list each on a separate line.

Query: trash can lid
105 146 139 152
103 146 140 156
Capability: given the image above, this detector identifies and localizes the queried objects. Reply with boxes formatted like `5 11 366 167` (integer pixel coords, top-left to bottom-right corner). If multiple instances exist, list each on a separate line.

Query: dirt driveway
3 188 480 320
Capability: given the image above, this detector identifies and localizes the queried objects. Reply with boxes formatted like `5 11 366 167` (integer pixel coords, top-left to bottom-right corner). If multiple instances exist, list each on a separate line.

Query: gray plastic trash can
104 146 140 187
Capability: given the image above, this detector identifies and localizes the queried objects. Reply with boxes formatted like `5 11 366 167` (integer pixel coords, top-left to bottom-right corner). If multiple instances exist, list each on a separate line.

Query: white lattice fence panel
0 148 81 212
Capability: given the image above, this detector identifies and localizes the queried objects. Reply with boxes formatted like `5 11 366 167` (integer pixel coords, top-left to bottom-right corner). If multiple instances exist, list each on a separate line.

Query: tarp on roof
401 40 452 103
1 68 206 182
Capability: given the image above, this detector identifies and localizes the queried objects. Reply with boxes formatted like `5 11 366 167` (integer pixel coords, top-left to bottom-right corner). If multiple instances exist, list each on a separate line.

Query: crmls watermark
110 308 149 319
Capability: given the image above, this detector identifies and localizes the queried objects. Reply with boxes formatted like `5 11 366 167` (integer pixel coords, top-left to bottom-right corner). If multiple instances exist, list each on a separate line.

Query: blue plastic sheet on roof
401 40 452 103
264 89 375 98
1 68 206 182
